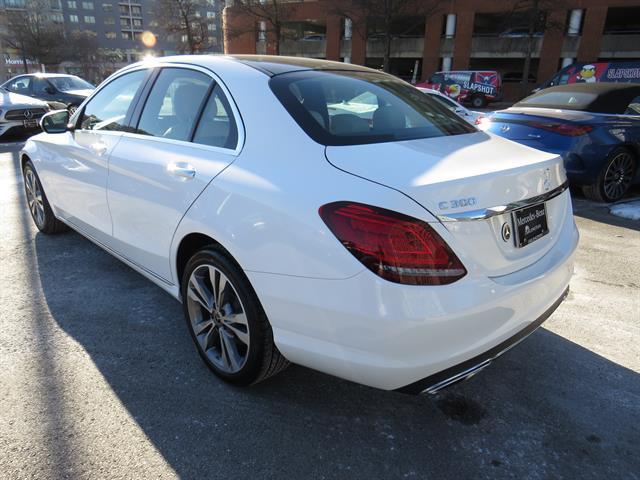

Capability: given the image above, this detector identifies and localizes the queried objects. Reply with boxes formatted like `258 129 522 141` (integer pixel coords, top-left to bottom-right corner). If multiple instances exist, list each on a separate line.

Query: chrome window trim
121 61 245 156
436 181 569 222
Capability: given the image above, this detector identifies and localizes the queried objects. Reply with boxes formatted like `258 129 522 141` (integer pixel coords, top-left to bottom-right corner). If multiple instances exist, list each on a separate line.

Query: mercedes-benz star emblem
501 222 512 242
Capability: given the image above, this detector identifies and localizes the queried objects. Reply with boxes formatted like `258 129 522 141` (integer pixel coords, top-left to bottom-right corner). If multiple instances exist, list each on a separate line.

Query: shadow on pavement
572 186 640 231
6 147 640 478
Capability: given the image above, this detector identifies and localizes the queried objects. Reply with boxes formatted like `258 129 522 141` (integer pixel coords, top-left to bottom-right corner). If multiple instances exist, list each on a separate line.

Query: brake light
319 202 466 285
527 122 593 136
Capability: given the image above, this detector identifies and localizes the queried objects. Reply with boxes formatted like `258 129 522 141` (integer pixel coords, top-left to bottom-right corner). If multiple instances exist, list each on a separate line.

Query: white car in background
417 86 485 125
0 88 49 137
21 56 577 394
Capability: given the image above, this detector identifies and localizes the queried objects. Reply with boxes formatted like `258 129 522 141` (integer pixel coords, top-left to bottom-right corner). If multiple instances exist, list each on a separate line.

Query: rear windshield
517 91 597 110
270 70 475 146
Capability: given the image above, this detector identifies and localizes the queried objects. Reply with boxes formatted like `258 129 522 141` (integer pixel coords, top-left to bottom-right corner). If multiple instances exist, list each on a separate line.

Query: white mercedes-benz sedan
21 55 578 394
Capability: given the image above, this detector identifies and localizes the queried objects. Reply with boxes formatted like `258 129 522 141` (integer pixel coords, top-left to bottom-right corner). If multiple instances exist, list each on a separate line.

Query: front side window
192 85 239 149
137 68 212 141
625 95 640 114
270 70 475 146
80 69 146 131
33 78 53 96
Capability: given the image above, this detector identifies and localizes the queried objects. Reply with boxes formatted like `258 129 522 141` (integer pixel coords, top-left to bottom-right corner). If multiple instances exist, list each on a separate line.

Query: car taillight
527 122 593 136
319 202 466 285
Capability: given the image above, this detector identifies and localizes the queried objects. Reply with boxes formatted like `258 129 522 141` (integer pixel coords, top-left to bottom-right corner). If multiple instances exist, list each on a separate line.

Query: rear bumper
248 212 578 391
396 286 569 394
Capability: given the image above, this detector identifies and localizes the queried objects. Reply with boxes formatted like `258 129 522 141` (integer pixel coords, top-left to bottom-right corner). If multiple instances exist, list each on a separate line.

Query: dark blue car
487 83 640 202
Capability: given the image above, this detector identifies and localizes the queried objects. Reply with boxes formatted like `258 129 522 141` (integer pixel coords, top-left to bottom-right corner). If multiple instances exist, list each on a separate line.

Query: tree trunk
274 23 280 55
21 47 28 74
383 33 391 72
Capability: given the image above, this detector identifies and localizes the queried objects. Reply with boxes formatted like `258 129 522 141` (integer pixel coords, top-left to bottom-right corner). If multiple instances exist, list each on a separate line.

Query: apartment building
223 0 640 100
0 0 224 81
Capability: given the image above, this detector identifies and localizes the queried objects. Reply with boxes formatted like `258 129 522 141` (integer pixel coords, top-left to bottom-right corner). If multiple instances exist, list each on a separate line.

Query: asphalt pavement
1 135 638 479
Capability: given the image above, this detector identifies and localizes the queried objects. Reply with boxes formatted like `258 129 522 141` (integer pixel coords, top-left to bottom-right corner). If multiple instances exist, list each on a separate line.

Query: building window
132 18 142 27
50 0 61 9
120 17 130 26
51 13 64 22
105 31 116 39
69 14 79 22
122 31 133 40
119 4 128 14
67 0 77 7
84 15 95 23
102 3 112 12
82 1 94 9
207 11 215 18
131 5 141 16
104 16 115 24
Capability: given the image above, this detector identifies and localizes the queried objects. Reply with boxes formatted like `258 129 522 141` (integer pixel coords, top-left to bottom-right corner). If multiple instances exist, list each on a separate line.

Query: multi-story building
0 0 224 82
223 0 640 101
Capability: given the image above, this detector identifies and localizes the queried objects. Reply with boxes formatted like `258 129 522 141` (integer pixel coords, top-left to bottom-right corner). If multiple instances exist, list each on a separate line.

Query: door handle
89 142 108 156
167 162 196 180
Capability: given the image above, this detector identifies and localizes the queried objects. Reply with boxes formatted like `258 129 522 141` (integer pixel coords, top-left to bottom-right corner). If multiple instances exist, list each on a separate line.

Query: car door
106 65 242 283
41 68 150 244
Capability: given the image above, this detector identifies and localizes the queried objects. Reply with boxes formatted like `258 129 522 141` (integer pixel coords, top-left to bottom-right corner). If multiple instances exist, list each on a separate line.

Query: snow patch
610 200 640 220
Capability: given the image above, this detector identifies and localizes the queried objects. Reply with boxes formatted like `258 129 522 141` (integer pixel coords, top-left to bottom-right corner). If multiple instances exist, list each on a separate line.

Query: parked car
416 70 502 108
416 87 485 125
486 83 640 202
0 73 94 114
0 87 49 137
22 55 577 394
535 61 640 92
498 27 543 38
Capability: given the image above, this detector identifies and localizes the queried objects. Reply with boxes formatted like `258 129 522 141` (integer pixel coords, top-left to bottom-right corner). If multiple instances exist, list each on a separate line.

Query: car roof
19 73 80 78
127 54 381 78
227 55 378 76
515 82 640 113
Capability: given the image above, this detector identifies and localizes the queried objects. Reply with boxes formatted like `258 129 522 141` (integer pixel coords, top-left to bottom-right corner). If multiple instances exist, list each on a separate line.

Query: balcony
279 38 326 58
471 36 543 58
366 37 423 58
600 34 640 57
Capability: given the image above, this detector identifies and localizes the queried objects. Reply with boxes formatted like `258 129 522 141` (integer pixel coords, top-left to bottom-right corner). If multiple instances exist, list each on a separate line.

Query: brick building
223 0 640 100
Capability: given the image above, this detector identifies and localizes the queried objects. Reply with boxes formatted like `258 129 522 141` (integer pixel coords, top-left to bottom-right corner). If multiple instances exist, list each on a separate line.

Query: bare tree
153 0 215 54
0 0 65 72
328 0 443 73
66 30 101 82
506 0 566 97
229 0 300 55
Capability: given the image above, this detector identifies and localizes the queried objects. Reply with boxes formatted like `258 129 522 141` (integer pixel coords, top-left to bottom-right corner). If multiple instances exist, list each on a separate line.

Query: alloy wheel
24 168 45 228
603 152 634 201
186 264 250 374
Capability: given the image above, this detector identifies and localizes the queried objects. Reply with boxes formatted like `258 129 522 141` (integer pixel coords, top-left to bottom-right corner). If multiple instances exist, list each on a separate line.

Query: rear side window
80 69 146 131
270 70 475 146
518 91 597 110
192 84 238 149
137 68 212 141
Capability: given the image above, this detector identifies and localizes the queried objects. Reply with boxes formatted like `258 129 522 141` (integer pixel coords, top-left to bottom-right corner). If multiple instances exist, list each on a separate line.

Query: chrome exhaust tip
421 359 492 395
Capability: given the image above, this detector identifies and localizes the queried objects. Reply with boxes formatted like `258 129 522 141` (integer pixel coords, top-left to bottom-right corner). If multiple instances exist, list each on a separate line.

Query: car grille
5 108 47 121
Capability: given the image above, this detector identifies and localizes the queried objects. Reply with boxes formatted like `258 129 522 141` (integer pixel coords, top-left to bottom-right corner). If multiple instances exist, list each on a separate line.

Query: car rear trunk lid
325 132 570 277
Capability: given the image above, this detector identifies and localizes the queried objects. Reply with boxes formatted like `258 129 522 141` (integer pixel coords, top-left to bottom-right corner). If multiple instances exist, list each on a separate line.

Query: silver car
0 88 49 137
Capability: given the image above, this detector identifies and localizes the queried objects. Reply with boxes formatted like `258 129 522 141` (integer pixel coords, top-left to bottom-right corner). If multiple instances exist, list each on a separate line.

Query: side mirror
41 109 71 134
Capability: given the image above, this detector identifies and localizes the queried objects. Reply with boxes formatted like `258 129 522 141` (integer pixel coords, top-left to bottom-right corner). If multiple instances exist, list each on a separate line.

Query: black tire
181 246 289 386
471 95 487 109
22 160 69 234
582 147 637 202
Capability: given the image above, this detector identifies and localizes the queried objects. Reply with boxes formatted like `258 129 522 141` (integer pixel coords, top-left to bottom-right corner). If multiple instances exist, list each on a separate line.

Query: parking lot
0 135 638 479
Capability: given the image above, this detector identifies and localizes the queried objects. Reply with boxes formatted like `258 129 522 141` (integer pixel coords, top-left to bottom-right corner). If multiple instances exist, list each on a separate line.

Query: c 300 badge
438 197 478 210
